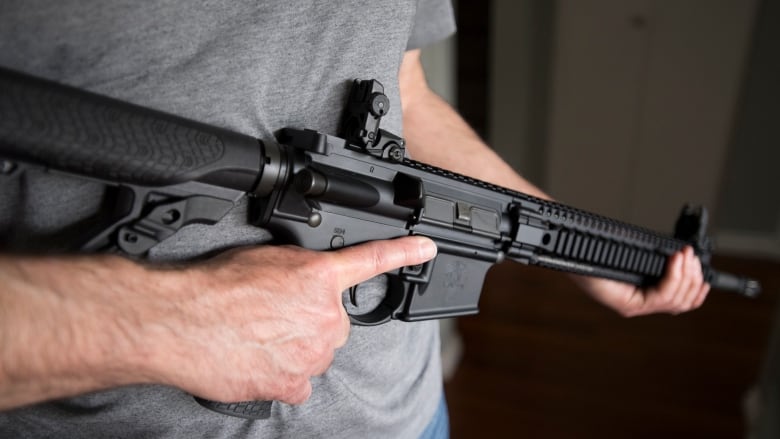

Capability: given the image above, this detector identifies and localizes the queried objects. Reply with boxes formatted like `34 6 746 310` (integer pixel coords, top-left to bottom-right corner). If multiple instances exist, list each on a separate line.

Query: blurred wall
488 0 777 258
546 0 757 233
714 0 780 259
421 33 456 105
488 0 554 186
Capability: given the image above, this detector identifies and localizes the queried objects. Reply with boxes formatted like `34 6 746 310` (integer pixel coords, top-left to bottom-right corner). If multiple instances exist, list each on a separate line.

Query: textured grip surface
0 68 261 190
194 397 273 420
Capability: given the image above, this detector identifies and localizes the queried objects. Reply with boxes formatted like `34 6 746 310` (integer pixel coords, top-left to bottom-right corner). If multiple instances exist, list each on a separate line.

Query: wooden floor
444 255 779 438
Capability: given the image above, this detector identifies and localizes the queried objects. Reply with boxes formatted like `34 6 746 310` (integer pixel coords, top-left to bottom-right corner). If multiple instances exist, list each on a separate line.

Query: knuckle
291 338 324 368
298 254 328 278
311 339 333 364
659 287 676 302
291 336 337 372
312 350 336 376
316 299 349 337
325 297 347 323
672 298 688 312
272 373 308 403
369 245 388 272
402 241 419 264
237 377 270 402
287 377 312 404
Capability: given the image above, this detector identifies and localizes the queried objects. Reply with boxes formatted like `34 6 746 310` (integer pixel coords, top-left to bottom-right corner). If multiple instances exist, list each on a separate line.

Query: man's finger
330 236 437 290
277 378 313 405
692 282 711 309
680 251 705 309
643 249 684 311
673 247 698 310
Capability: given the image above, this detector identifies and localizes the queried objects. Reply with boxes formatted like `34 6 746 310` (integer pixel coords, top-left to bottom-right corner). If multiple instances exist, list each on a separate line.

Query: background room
422 1 780 437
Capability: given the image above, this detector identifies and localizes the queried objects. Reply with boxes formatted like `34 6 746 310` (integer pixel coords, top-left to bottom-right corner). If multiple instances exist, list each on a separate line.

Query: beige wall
489 0 777 258
715 0 780 259
489 0 554 186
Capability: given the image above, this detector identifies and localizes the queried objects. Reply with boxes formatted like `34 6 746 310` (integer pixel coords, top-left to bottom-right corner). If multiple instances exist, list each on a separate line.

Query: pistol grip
194 397 273 420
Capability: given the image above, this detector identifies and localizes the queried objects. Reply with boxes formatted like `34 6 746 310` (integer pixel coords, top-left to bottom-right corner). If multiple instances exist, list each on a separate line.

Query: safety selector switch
330 235 345 249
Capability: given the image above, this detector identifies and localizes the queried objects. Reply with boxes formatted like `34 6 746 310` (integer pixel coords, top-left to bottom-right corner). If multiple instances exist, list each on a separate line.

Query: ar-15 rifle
0 68 760 419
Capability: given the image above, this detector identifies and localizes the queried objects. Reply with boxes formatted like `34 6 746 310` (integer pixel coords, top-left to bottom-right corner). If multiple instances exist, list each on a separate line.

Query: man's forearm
0 255 158 409
400 50 549 199
0 236 437 410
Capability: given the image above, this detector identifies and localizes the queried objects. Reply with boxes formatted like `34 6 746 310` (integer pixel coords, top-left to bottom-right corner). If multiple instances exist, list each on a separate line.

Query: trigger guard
347 275 407 326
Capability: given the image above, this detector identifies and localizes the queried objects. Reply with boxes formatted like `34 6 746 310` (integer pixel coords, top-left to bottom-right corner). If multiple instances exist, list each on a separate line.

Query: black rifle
0 68 760 419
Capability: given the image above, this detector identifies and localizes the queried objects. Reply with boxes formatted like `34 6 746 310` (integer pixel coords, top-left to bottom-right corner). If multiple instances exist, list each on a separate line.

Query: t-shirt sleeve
406 0 456 50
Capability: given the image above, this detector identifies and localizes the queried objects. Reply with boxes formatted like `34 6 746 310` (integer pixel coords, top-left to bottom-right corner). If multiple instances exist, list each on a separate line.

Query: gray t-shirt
0 1 455 437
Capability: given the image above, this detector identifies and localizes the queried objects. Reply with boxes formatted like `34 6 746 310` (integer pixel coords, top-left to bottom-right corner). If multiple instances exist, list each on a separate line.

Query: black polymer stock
0 68 761 419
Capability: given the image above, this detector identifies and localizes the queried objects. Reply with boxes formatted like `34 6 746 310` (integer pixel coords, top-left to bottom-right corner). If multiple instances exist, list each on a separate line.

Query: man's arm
399 49 709 316
0 237 437 410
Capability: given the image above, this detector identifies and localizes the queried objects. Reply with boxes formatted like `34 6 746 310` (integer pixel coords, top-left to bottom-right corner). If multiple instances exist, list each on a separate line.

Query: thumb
330 236 437 289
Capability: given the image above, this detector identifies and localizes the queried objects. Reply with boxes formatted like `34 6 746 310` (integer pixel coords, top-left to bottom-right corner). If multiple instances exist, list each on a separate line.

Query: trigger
349 285 358 307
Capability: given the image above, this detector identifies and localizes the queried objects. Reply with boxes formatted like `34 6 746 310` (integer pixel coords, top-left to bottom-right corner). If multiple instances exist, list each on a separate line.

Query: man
0 1 708 437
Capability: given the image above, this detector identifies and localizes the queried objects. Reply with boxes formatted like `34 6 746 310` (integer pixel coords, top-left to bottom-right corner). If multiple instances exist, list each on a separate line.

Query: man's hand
399 49 711 318
0 236 437 410
152 236 437 405
572 246 710 317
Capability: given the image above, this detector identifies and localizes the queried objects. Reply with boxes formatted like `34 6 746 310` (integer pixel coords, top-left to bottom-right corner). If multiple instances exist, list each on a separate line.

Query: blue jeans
419 393 449 439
